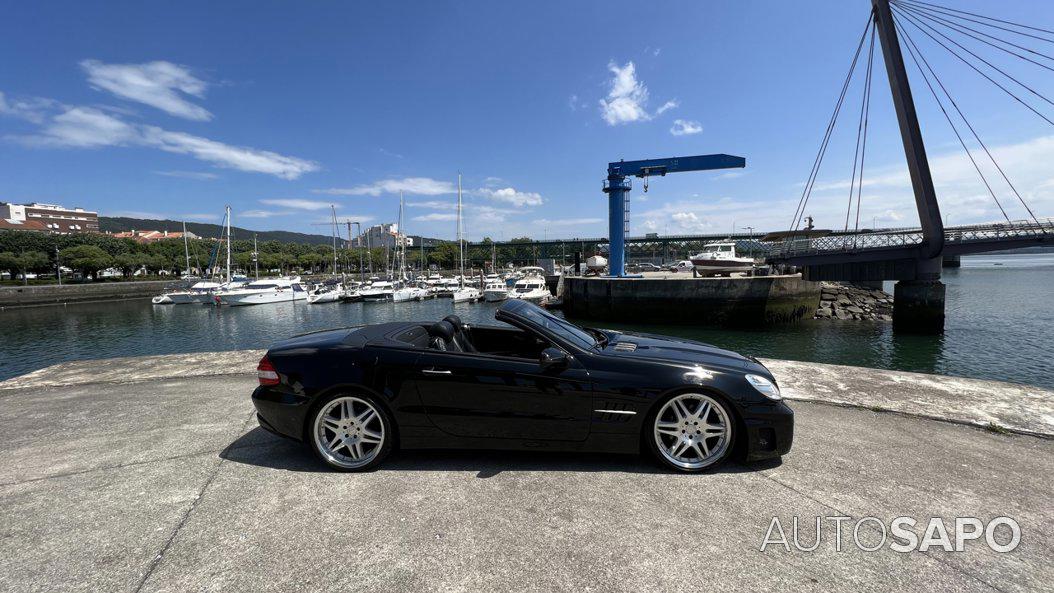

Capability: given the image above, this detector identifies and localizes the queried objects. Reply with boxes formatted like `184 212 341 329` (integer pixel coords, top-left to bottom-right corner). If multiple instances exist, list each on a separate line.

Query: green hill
99 217 337 245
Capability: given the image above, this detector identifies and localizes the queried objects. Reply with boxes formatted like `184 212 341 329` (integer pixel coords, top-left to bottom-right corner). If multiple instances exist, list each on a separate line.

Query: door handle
422 369 452 375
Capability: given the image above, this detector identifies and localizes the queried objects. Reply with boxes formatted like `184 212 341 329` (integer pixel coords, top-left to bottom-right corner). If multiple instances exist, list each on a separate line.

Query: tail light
257 355 280 386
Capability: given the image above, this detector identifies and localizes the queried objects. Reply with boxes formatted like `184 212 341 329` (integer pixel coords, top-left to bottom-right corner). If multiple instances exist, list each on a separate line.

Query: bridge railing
767 218 1054 259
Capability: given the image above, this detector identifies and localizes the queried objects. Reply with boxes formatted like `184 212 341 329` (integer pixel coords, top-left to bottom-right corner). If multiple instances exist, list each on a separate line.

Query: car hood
598 330 766 373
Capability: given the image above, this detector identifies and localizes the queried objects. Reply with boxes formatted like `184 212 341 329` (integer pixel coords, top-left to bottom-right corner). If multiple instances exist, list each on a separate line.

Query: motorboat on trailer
216 277 308 306
689 242 756 276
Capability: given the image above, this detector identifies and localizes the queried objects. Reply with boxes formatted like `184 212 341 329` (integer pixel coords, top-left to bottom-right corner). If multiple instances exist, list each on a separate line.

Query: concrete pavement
0 364 1051 592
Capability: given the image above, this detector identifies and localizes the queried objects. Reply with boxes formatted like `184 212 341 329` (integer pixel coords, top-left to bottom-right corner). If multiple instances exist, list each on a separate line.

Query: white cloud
598 61 677 126
80 59 211 121
378 147 404 159
153 170 219 180
714 171 745 180
240 209 287 218
478 187 544 207
532 218 604 226
407 200 456 210
0 92 57 124
656 100 679 115
670 119 703 136
315 177 456 196
21 106 318 179
568 94 581 111
413 212 457 222
259 198 333 210
670 211 710 232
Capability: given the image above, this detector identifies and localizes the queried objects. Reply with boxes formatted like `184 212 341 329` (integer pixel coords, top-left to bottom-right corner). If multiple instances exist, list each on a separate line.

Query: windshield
506 302 596 350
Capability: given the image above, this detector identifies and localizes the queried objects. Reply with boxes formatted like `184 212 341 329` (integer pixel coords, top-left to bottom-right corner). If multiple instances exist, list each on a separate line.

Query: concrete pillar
942 254 961 268
893 256 944 333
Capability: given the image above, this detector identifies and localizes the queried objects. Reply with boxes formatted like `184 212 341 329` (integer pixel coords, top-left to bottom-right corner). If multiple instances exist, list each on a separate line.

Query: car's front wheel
309 394 392 471
648 392 734 472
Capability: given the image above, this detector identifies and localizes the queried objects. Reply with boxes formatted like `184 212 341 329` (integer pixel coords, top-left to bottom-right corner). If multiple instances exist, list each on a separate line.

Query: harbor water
1 253 1052 388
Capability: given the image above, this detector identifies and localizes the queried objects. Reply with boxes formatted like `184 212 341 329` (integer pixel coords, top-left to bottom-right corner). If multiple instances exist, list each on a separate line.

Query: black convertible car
252 300 793 473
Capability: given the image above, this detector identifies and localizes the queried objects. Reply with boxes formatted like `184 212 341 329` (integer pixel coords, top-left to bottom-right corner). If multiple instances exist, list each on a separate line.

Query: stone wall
815 282 893 321
563 275 821 327
0 281 170 308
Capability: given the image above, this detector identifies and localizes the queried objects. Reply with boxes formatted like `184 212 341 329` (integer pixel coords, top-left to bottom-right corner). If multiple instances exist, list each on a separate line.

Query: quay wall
563 275 820 326
0 281 169 309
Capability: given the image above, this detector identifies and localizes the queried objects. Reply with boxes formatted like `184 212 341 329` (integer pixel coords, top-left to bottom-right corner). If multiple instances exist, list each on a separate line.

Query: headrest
428 320 455 341
443 315 465 330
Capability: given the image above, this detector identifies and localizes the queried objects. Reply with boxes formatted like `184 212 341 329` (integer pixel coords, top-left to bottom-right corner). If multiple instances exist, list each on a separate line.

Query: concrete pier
0 280 169 309
563 274 820 326
0 352 1051 592
893 280 946 333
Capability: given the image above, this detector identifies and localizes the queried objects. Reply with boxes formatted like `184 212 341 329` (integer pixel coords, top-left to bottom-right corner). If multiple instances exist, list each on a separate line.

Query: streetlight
55 246 61 286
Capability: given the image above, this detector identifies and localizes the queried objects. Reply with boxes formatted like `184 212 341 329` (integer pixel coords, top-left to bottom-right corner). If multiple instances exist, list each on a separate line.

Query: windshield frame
497 300 597 351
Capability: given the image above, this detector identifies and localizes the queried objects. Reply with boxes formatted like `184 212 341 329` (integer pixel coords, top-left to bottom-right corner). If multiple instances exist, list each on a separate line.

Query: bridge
760 0 1054 332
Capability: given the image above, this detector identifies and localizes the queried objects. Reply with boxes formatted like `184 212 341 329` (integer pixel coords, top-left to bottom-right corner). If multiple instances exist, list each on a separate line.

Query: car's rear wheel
648 392 733 472
310 394 392 471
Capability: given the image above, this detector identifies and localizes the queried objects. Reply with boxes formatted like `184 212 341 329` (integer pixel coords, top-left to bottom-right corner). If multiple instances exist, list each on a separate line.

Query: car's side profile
252 300 793 472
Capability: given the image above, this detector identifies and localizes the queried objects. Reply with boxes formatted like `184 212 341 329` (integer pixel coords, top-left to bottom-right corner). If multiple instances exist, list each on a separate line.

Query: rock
837 295 852 305
821 292 837 301
835 308 852 320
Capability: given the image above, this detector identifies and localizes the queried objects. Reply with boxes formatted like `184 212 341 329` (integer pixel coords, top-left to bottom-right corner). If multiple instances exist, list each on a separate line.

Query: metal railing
767 218 1054 260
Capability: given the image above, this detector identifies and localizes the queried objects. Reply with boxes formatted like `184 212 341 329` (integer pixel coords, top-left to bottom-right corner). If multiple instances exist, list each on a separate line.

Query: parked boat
586 255 608 274
307 280 343 304
217 277 307 306
393 283 430 302
483 278 508 302
690 242 755 276
509 268 552 303
360 280 398 302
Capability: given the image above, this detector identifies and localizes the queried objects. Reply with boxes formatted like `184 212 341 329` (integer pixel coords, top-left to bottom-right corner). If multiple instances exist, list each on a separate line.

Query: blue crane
603 154 746 276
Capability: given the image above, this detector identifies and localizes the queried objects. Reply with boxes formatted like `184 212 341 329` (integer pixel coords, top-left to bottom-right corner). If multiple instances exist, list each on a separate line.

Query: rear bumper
739 400 794 461
252 385 313 441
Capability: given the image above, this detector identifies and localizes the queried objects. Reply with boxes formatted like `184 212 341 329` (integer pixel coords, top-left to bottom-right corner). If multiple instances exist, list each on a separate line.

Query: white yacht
360 280 398 302
509 268 552 303
483 278 509 302
392 283 429 303
307 281 343 304
690 242 755 276
217 277 307 306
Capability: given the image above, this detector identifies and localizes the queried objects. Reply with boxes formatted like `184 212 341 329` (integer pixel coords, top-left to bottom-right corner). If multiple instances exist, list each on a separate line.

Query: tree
112 253 146 278
431 242 460 269
60 245 112 280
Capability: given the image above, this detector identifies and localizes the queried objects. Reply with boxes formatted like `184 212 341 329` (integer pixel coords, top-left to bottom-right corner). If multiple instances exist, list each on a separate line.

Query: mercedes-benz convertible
251 300 793 473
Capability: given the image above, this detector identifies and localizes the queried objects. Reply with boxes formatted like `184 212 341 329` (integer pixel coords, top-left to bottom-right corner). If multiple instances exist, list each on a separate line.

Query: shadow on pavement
220 426 781 478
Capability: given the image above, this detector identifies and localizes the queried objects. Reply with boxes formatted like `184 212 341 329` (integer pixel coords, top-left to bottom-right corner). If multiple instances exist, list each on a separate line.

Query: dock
1 352 1051 592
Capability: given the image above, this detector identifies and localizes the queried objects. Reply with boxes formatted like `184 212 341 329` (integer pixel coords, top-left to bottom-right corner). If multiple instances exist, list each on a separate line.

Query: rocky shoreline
815 282 893 321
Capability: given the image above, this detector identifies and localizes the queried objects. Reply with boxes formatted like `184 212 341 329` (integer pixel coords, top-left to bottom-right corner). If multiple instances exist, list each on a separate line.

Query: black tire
645 392 735 473
307 393 394 472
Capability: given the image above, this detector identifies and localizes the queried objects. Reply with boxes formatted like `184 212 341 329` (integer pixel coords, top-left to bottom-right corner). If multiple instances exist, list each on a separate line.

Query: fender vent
613 342 637 352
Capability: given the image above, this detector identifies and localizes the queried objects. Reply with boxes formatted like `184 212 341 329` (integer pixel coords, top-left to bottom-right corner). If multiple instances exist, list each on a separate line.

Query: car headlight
745 374 782 400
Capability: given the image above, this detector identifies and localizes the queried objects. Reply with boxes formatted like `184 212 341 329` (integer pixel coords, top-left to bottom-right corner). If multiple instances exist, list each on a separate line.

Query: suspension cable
893 11 1012 223
892 6 1054 127
855 27 876 233
790 13 874 232
845 25 876 233
894 10 1042 225
894 1 1054 72
896 0 1054 41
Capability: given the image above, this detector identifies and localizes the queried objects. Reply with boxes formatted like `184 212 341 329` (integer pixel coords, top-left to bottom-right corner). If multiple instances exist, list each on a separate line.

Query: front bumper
252 385 313 441
739 399 794 461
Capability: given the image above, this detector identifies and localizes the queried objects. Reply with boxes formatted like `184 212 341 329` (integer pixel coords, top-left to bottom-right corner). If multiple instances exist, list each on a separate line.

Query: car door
414 347 592 441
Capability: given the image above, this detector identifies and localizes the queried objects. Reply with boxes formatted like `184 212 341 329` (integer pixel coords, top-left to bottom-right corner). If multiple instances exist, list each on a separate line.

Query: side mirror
539 347 569 373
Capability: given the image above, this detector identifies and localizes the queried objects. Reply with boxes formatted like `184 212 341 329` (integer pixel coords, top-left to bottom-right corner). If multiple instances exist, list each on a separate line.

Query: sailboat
452 173 481 304
308 206 345 304
154 209 248 304
393 191 429 303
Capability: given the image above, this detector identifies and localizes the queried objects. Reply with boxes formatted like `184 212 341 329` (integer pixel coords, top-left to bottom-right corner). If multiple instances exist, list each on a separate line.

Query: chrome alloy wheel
313 396 385 469
654 393 732 470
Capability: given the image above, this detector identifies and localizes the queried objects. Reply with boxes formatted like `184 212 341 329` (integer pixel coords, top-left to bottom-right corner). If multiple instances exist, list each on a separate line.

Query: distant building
112 229 200 244
357 223 414 248
0 202 99 234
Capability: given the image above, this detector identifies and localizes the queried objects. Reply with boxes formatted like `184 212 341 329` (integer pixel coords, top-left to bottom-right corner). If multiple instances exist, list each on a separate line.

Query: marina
2 253 1052 388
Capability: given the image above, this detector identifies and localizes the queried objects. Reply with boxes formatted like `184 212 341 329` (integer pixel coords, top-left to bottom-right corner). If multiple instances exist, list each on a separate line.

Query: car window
513 305 596 350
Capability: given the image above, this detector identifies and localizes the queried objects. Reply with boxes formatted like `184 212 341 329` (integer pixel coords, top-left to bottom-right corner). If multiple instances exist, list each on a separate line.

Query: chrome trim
594 409 637 415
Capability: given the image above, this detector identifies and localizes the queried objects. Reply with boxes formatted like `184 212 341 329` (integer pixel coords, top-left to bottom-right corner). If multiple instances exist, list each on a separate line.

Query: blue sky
2 0 1053 240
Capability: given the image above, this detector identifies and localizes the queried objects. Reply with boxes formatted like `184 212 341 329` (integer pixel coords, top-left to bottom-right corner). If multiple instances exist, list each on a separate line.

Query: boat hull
689 259 754 276
220 291 307 306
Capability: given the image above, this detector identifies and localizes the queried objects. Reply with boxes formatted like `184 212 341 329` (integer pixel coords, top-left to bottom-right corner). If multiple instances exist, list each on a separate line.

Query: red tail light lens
257 355 280 386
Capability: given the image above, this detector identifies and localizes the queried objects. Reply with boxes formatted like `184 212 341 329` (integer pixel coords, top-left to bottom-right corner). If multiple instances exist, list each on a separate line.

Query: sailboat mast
330 205 338 276
253 234 259 280
225 205 232 283
399 191 406 280
181 221 191 276
457 172 464 283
